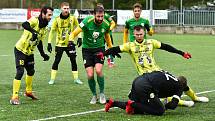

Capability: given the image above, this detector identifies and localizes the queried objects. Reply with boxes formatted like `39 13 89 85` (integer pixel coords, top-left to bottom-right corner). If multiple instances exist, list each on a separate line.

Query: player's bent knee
27 69 35 76
15 67 24 80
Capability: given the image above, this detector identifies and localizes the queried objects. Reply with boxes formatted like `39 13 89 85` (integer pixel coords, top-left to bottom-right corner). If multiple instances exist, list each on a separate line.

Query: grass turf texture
0 30 214 121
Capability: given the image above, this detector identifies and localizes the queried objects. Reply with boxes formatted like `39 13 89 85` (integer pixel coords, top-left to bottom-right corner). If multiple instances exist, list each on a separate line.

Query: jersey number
164 72 178 82
19 60 24 66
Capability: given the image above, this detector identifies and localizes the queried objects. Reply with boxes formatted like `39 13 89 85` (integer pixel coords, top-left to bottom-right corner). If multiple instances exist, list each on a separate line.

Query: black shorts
82 47 105 68
129 75 155 103
55 46 76 58
14 47 34 68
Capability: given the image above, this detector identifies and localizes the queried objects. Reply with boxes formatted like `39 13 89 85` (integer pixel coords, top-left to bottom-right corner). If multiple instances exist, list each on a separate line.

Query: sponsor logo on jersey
93 32 99 39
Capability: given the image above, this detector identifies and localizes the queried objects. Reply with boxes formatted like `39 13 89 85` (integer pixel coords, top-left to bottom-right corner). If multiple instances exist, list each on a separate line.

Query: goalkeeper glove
183 52 192 59
41 53 50 61
148 28 154 36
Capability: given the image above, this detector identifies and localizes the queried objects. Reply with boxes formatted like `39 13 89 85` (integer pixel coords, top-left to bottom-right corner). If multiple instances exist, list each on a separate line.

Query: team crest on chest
101 29 105 33
93 32 99 39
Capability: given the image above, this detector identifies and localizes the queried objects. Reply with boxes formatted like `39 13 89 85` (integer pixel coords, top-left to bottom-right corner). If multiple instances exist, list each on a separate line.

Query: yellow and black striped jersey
120 39 162 75
15 17 47 55
48 14 79 47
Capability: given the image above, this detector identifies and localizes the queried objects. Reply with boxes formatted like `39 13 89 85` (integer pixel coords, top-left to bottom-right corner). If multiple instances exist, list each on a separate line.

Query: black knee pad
27 69 35 76
15 66 24 80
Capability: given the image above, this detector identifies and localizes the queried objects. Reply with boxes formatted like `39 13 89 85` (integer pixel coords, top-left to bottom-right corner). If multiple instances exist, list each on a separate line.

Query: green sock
88 78 96 95
97 76 104 93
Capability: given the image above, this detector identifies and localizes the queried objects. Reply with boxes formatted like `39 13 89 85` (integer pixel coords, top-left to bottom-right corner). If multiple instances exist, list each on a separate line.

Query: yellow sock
50 69 57 81
185 87 198 101
25 75 33 93
72 71 79 80
12 79 21 98
167 97 185 106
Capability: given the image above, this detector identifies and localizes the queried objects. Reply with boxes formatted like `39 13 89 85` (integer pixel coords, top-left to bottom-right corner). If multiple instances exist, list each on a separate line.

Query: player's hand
183 52 192 59
77 38 82 48
96 52 104 60
112 53 121 58
47 43 52 53
148 28 154 36
68 41 76 57
165 97 179 110
41 54 50 61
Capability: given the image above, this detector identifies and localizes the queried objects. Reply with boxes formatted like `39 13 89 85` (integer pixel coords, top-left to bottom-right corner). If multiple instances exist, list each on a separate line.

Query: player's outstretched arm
96 46 121 60
69 26 82 43
37 41 49 61
159 43 192 59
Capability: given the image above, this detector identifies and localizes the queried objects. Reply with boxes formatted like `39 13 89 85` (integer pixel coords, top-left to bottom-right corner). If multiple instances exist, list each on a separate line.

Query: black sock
113 101 126 110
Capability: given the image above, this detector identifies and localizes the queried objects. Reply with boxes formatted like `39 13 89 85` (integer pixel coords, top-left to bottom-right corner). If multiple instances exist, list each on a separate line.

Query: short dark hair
94 6 104 14
134 25 144 31
133 3 142 10
40 6 53 15
177 76 188 90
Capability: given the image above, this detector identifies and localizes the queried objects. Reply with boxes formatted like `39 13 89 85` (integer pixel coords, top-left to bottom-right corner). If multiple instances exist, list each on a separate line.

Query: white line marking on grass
0 55 11 57
182 90 215 97
30 107 118 121
30 90 215 121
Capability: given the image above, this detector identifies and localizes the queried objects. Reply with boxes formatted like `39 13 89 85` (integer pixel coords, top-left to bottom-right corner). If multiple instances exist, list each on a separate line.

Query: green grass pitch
0 30 215 121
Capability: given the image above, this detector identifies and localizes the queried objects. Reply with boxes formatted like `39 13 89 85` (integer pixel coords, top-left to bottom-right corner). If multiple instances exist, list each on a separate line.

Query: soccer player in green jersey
101 25 209 107
97 3 116 68
47 2 83 85
123 3 154 43
69 6 113 104
10 6 53 105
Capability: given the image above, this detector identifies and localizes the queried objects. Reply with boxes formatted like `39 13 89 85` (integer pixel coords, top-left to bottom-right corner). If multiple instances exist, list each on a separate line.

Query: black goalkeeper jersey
134 71 183 98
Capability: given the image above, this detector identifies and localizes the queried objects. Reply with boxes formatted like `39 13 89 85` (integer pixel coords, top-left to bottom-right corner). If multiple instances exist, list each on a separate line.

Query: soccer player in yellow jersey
10 6 53 105
47 2 83 85
102 25 209 107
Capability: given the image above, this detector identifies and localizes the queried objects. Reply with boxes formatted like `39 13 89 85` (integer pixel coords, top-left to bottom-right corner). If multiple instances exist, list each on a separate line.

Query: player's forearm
37 40 45 56
123 28 128 43
69 27 82 42
105 33 113 48
110 21 116 31
159 43 184 56
22 21 37 33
